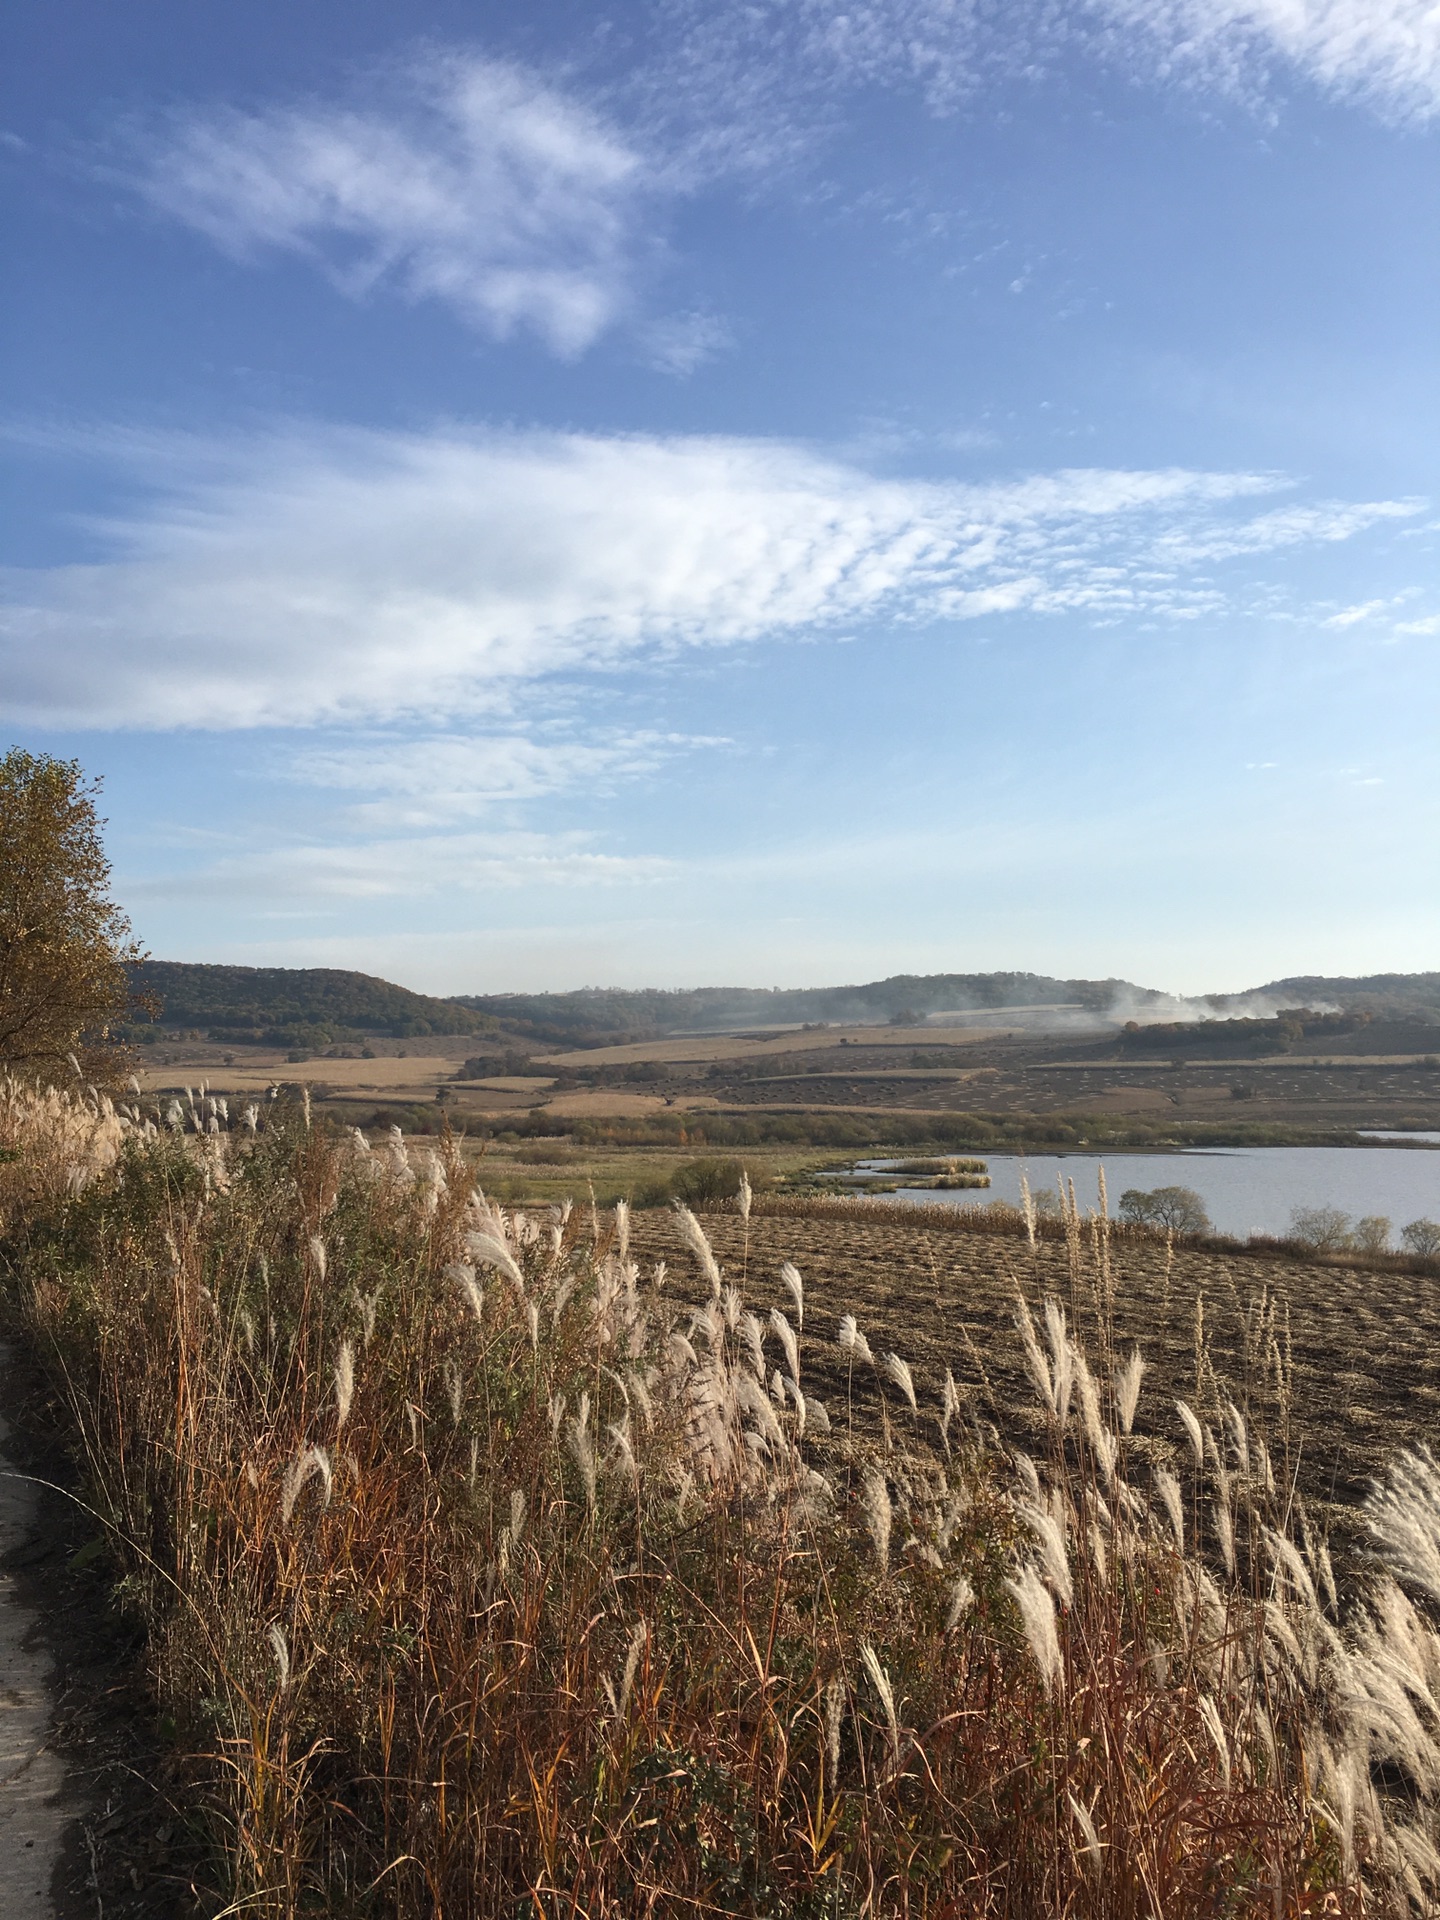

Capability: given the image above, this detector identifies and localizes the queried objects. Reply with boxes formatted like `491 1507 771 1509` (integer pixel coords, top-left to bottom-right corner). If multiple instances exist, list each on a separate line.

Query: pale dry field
540 1090 718 1117
138 1054 460 1098
533 1024 1007 1068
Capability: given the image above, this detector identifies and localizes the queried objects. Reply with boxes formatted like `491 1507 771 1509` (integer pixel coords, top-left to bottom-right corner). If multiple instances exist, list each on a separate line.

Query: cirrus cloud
0 423 1419 731
121 52 658 357
1083 0 1440 120
287 728 728 829
647 0 1440 131
126 827 674 904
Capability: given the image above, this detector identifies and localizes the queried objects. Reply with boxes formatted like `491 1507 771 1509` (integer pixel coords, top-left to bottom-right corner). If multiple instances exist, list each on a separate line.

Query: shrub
1289 1205 1355 1252
454 1050 546 1080
359 1104 440 1135
1354 1215 1392 1256
666 1156 757 1208
1117 1185 1212 1235
1403 1218 1440 1258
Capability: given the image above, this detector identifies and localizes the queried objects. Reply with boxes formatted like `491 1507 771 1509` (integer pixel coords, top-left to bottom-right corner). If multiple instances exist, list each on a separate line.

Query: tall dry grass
0 1070 130 1222
5 1085 1440 1915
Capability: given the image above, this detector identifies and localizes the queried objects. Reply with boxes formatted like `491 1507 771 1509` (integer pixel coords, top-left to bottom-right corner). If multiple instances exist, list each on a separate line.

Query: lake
849 1146 1440 1243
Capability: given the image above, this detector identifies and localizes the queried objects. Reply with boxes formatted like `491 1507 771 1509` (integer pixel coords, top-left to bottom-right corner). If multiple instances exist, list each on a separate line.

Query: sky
2 0 1437 997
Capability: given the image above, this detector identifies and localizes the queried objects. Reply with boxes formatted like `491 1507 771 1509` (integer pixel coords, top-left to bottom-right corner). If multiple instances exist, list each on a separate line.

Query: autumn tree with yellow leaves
0 749 149 1084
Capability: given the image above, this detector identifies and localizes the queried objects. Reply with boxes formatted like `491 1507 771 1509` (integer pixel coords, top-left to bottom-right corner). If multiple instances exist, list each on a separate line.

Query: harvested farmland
629 1202 1440 1520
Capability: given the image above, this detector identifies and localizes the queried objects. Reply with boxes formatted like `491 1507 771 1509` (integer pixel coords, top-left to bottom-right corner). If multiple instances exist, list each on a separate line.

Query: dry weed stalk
2 1088 1435 1917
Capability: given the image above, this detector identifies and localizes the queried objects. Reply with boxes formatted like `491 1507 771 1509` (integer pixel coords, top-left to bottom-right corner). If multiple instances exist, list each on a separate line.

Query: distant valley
120 960 1440 1151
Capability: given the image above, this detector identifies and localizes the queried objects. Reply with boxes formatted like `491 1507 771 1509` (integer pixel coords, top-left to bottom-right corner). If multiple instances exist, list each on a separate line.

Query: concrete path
0 1345 72 1916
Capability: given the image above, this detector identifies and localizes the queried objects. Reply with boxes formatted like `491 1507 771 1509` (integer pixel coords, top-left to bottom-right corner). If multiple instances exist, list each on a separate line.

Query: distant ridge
451 972 1161 1043
126 962 494 1045
1257 972 1440 1022
454 970 1435 1040
126 961 1440 1049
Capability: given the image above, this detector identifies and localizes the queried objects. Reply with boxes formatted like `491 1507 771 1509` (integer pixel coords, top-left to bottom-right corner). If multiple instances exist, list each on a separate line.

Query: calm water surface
853 1147 1440 1242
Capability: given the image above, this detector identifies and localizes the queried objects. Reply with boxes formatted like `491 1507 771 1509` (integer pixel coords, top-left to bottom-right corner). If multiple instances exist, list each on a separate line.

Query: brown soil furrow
628 1210 1440 1524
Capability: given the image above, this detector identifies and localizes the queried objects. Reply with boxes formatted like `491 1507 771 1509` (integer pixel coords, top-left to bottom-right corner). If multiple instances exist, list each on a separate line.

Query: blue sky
2 0 1437 995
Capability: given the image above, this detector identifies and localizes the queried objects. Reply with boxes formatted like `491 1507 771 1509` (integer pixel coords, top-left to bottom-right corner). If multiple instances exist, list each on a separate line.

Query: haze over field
2 0 1437 991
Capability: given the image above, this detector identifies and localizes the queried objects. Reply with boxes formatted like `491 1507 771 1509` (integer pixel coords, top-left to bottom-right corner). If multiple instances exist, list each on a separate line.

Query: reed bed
4 1086 1440 1915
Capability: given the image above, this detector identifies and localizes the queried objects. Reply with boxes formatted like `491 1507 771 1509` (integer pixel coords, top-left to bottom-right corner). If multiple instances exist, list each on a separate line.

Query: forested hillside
1257 972 1440 1023
124 962 494 1047
451 971 1160 1042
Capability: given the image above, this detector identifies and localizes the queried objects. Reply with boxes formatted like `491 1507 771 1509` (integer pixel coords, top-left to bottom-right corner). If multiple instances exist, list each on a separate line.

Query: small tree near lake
1288 1205 1357 1252
1118 1184 1211 1234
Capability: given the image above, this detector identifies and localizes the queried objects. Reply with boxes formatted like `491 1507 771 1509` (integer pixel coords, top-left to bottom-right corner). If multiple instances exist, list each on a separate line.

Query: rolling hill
125 962 495 1046
125 961 1440 1051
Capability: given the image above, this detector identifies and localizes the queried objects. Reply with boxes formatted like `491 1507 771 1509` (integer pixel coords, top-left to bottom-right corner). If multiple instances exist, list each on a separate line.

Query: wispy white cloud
122 53 659 356
105 7 1439 384
638 310 736 375
1323 597 1393 627
1150 499 1423 565
644 0 1440 138
1083 0 1440 121
287 728 725 827
128 826 673 904
0 422 1418 730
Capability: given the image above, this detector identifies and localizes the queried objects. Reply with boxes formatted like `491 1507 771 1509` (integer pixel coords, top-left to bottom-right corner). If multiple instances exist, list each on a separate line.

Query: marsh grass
4 1087 1440 1914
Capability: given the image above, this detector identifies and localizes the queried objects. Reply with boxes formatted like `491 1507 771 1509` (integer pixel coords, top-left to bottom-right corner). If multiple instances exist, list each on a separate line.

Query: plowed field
628 1208 1440 1540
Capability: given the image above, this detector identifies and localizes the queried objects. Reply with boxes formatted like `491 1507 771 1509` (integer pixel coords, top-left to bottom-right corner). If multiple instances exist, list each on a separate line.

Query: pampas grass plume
466 1230 525 1291
1154 1466 1184 1552
946 1576 975 1631
282 1445 333 1524
862 1468 892 1574
334 1341 354 1433
1005 1562 1062 1691
881 1350 917 1413
268 1622 291 1691
769 1307 800 1384
1114 1347 1147 1434
1068 1793 1102 1875
859 1642 900 1770
838 1313 873 1367
1175 1398 1205 1467
780 1260 803 1327
676 1206 723 1296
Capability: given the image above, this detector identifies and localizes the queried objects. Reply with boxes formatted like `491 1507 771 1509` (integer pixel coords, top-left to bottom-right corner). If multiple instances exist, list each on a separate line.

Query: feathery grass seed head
780 1260 803 1327
881 1350 918 1413
334 1341 354 1433
1006 1562 1062 1691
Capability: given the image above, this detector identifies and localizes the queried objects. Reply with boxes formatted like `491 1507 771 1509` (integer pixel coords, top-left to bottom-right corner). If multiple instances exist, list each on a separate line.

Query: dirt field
135 1007 1440 1137
531 1026 1005 1067
137 1053 462 1098
627 1207 1440 1539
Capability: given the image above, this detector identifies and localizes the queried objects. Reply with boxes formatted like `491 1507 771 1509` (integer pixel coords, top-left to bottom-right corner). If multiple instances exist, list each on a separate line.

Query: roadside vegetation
5 1084 1440 1914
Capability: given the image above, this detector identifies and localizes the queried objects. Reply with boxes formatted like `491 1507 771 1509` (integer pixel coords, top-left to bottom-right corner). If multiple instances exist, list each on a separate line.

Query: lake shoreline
742 1188 1440 1285
820 1140 1440 1247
